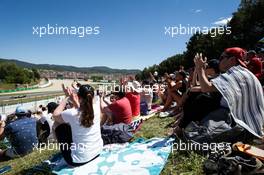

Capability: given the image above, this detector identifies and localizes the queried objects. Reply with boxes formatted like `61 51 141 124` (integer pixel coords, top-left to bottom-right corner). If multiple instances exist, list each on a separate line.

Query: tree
0 62 40 84
139 0 264 78
32 68 40 80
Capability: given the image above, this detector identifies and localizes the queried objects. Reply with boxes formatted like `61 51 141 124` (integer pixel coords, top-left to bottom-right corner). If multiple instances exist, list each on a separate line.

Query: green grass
0 116 205 175
0 81 40 91
134 116 205 175
0 83 16 90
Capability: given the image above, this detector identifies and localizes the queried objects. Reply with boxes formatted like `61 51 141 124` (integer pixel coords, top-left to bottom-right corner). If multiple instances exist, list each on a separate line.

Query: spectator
205 59 220 79
160 71 187 117
41 106 48 115
257 50 264 62
101 91 132 125
71 80 81 92
246 50 262 79
175 48 264 141
37 102 58 143
140 80 153 111
0 106 38 160
174 58 222 128
179 65 185 72
125 76 141 117
53 84 103 167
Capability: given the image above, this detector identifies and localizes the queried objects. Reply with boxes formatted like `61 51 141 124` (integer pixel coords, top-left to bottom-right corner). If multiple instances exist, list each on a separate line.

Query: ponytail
77 84 95 128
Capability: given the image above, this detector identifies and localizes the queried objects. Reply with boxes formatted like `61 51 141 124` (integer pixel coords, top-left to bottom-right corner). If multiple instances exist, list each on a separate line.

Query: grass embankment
0 81 40 91
0 84 16 90
0 116 205 175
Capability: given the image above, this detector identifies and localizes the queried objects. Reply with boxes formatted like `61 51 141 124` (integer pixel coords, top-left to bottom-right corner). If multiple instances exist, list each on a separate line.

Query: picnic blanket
130 111 158 132
132 105 162 123
49 137 174 175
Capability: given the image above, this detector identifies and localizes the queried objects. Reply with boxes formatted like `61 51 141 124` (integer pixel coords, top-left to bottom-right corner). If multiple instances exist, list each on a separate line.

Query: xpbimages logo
164 24 231 38
32 24 100 37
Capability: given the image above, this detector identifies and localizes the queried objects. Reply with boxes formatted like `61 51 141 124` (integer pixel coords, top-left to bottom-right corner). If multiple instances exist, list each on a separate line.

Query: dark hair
111 87 125 98
113 91 126 98
47 102 59 114
77 84 95 128
135 74 140 81
142 80 150 85
178 71 187 79
42 107 47 111
207 59 220 73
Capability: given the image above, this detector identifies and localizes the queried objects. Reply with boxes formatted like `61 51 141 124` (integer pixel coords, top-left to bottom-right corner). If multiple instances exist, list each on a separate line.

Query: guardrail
0 94 64 115
0 87 38 93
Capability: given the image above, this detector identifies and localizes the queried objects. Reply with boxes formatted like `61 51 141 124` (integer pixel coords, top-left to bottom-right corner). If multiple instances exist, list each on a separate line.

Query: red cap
224 47 247 68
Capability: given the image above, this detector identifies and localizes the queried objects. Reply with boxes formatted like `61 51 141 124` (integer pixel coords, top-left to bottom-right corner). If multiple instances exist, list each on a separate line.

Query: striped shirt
211 65 264 138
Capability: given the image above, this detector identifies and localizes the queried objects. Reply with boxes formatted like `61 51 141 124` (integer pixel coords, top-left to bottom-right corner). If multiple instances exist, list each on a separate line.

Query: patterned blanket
50 137 174 175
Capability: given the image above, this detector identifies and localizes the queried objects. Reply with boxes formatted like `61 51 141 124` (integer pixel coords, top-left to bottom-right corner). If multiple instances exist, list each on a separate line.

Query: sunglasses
78 85 94 96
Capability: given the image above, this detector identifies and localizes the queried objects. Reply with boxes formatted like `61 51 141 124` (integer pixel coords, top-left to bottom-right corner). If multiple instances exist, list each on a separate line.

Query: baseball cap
224 47 247 68
15 106 27 116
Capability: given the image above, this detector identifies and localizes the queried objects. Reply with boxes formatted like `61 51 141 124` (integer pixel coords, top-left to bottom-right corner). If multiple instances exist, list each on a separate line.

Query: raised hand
194 53 207 70
70 90 80 108
67 87 80 108
62 83 70 97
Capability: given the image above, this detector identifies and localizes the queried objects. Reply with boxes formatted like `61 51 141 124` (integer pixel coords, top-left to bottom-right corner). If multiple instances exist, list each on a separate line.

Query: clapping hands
62 84 80 108
194 53 207 70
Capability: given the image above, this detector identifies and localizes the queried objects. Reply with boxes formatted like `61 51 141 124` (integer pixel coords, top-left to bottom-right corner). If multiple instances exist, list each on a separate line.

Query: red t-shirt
248 57 262 79
109 97 132 124
126 92 140 117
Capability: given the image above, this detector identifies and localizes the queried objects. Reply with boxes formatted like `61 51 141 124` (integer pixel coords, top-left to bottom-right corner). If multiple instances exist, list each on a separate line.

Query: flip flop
233 142 264 161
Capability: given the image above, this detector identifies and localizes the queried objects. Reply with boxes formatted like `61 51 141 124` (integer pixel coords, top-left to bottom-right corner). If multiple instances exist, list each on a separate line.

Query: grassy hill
0 58 141 74
0 115 205 174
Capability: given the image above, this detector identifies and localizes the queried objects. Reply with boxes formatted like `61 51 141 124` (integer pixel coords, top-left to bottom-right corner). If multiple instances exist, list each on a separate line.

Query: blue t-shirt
4 117 38 155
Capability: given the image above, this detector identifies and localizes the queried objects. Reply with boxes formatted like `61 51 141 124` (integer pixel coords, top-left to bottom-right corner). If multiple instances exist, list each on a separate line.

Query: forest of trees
0 62 40 84
138 0 264 79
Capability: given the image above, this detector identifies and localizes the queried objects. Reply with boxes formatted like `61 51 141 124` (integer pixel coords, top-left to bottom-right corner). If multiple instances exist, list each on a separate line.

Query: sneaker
159 112 170 118
218 156 263 174
203 145 232 174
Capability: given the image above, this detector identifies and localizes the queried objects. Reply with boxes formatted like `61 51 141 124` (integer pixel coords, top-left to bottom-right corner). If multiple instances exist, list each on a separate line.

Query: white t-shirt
61 100 103 163
40 113 54 130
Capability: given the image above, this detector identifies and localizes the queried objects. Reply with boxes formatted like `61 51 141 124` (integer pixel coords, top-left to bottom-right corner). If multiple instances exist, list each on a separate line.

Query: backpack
140 101 149 116
101 123 134 145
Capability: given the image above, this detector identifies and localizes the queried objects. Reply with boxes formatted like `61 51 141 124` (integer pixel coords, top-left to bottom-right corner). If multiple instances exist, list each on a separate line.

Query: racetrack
0 79 113 101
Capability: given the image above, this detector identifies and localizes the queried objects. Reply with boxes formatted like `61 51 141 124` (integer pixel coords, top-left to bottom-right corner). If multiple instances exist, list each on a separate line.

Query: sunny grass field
0 115 205 175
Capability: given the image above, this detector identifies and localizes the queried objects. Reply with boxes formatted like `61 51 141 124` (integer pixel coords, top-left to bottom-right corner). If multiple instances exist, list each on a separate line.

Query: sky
0 0 240 70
